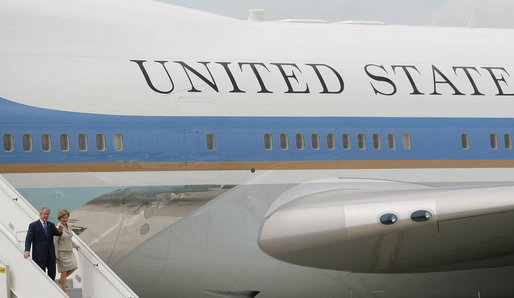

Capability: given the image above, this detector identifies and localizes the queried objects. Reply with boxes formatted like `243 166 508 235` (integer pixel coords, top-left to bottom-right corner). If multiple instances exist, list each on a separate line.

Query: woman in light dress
54 209 80 293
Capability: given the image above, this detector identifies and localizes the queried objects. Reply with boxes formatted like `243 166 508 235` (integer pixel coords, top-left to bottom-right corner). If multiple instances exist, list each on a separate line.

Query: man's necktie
43 221 48 236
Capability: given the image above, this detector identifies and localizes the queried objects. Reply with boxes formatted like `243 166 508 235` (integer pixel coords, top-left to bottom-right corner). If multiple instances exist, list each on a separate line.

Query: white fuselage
2 0 514 297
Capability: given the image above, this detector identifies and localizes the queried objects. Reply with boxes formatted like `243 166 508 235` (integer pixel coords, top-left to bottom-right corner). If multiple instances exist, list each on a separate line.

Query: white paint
2 0 514 118
5 167 514 189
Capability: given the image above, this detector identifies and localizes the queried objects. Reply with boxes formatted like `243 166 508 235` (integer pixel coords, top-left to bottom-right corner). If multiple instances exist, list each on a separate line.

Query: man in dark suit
24 207 63 280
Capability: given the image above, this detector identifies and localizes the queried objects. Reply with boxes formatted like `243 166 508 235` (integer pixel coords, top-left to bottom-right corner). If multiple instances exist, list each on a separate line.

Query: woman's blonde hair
57 209 70 220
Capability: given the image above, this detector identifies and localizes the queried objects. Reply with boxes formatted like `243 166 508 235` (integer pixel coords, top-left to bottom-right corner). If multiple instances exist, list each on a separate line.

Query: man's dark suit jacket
24 220 62 265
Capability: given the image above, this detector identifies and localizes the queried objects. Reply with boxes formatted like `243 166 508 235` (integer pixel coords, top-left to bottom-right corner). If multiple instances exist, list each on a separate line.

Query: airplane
2 0 514 297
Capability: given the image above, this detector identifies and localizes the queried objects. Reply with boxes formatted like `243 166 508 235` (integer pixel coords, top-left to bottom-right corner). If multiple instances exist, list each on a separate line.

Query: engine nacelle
259 183 514 273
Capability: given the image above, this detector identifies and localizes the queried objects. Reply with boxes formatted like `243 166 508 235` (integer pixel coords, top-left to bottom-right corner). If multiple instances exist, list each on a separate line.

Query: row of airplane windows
205 132 513 151
3 132 509 153
204 132 413 151
262 132 412 151
2 133 124 152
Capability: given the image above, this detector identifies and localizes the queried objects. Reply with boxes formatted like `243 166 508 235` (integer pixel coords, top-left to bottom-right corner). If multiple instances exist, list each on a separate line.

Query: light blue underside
19 187 121 213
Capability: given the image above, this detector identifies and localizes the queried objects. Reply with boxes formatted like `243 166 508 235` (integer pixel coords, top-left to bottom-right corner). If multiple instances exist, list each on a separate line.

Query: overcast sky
157 0 514 28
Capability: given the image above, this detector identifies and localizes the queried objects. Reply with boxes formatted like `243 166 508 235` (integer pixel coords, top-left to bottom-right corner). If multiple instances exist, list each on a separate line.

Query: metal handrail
0 175 138 298
0 220 67 297
0 176 38 217
72 235 137 297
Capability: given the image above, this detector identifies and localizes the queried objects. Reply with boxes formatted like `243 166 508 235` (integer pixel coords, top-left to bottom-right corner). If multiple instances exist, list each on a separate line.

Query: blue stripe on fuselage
1 96 513 164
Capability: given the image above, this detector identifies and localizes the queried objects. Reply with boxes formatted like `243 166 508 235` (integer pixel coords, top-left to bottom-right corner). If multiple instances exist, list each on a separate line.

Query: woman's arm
53 225 60 259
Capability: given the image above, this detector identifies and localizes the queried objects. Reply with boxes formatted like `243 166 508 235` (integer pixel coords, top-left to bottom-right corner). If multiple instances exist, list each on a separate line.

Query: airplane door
179 130 199 162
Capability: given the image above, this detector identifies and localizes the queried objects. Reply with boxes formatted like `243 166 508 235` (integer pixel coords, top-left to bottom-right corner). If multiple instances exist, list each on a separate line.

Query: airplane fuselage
2 0 514 297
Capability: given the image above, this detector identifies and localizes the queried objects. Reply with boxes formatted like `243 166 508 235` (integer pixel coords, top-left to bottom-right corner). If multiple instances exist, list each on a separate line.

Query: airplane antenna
248 9 265 22
466 9 477 28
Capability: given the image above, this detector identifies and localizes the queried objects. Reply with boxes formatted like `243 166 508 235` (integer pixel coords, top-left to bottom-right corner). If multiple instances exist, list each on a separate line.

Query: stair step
67 287 83 298
54 278 74 288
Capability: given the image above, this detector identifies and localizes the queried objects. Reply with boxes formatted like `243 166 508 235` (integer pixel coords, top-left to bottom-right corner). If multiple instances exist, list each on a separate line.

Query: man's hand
58 225 63 232
24 251 30 259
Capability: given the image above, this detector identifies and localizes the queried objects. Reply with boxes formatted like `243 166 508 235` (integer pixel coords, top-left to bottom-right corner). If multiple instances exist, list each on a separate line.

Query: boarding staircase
0 175 138 298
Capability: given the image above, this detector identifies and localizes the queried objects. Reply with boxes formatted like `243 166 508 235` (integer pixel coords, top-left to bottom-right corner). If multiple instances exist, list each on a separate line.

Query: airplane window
280 133 289 150
206 133 216 151
490 133 498 150
357 133 366 150
505 134 512 149
372 133 381 150
22 134 33 152
342 133 351 150
311 133 320 150
387 133 396 150
78 133 88 151
113 133 124 151
3 134 13 152
96 134 106 151
402 133 411 150
264 133 273 150
461 133 470 150
295 133 305 150
41 134 52 152
60 134 70 152
327 133 335 150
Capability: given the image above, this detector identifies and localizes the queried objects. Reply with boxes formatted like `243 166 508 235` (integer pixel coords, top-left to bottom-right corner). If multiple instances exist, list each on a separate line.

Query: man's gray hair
39 206 50 213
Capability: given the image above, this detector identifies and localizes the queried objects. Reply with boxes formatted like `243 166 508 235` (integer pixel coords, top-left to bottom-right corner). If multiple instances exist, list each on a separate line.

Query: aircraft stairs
0 175 138 298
